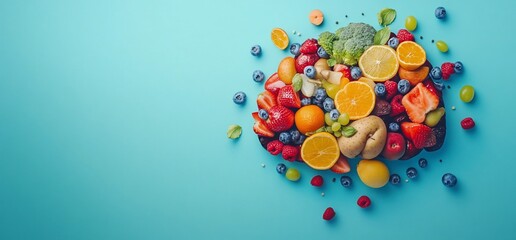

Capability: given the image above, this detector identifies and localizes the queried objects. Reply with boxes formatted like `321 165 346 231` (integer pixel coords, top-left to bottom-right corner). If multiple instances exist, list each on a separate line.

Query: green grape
325 126 334 133
436 40 449 52
334 131 342 138
325 112 335 125
405 16 417 31
460 85 475 103
323 80 340 99
285 168 301 181
338 113 350 126
424 107 445 127
331 122 342 132
315 127 325 133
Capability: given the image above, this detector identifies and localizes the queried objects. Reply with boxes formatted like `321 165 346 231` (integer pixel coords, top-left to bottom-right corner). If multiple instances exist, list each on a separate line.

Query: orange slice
300 132 340 170
358 45 399 82
396 41 426 71
334 81 376 120
271 28 289 50
309 9 324 26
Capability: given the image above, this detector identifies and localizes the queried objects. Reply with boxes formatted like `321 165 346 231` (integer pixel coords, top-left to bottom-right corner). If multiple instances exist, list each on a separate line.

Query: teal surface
1 0 515 239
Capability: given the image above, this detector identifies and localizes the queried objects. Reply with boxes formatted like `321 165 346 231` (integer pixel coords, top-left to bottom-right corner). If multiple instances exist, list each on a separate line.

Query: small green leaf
342 126 357 138
227 125 242 139
374 27 391 45
292 74 303 92
327 58 336 67
377 8 396 26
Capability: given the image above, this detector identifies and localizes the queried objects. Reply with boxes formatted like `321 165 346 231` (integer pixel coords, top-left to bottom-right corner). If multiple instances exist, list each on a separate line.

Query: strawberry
277 85 301 108
422 79 442 98
333 64 352 79
257 90 277 111
401 122 437 149
390 94 406 117
282 145 299 162
264 73 286 95
266 140 284 155
300 38 319 54
402 83 439 123
330 155 350 174
295 53 319 73
252 112 274 137
425 118 446 152
322 207 336 221
266 105 295 132
400 139 423 160
384 80 398 100
441 62 455 80
397 29 415 43
310 175 324 187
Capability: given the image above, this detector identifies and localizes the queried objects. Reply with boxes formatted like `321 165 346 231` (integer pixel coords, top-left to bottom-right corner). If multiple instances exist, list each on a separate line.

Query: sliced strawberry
401 83 439 123
330 155 351 174
401 122 436 149
277 85 301 108
264 73 286 95
266 105 295 132
257 90 277 111
333 64 352 79
422 79 442 98
300 38 319 54
252 112 274 137
295 53 319 73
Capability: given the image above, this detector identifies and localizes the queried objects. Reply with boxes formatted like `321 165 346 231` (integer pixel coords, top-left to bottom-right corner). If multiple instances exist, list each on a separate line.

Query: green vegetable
374 27 391 45
317 31 338 54
342 126 357 138
377 8 396 26
227 125 242 139
292 74 303 92
330 23 376 66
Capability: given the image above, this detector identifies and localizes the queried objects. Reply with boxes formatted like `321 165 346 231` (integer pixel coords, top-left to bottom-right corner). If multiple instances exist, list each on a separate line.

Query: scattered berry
290 43 301 56
442 173 457 187
454 61 464 73
279 132 292 144
397 29 415 43
441 62 455 80
340 176 352 188
406 167 418 179
258 109 268 120
233 91 246 104
384 80 398 100
357 195 371 208
282 145 299 162
374 83 386 97
390 174 401 185
323 207 336 221
304 66 316 79
435 7 447 19
276 163 287 174
266 140 284 155
388 37 399 49
323 97 335 112
311 175 324 187
418 158 428 168
397 79 411 94
388 122 400 132
329 109 340 121
350 66 362 80
430 67 442 80
461 117 475 130
285 168 301 181
253 70 265 82
250 45 262 56
317 46 330 58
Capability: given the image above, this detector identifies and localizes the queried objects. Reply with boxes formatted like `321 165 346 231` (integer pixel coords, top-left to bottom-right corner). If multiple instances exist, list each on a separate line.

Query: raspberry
397 29 415 43
300 38 319 54
384 80 398 100
390 94 406 117
310 175 324 187
266 140 284 155
282 145 299 162
461 117 475 130
357 195 371 208
322 207 335 221
441 62 455 80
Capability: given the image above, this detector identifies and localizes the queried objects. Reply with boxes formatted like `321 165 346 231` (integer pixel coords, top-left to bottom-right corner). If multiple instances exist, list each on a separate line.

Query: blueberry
250 45 262 56
435 7 447 19
314 88 327 101
390 174 401 185
418 158 428 168
233 91 246 104
406 167 418 179
350 66 362 80
323 97 335 112
276 163 287 174
442 173 457 187
290 130 301 143
258 109 268 120
398 79 411 94
253 70 265 82
340 176 353 188
388 122 400 132
301 97 312 106
290 43 301 56
278 132 292 144
304 66 316 79
329 109 340 121
454 61 464 73
430 67 442 80
317 46 330 58
433 80 444 91
374 83 386 97
294 135 306 145
388 37 399 49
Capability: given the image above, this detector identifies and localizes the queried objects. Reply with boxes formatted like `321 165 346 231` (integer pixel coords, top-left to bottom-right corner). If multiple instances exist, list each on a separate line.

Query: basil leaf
374 27 391 45
377 8 396 26
342 126 357 138
227 125 242 139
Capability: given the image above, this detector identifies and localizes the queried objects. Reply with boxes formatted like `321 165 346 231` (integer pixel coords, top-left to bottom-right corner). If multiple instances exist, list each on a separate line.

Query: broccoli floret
317 31 337 54
331 23 376 66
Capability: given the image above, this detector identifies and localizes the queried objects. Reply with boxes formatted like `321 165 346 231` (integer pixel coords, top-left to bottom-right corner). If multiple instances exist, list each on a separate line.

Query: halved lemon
300 132 340 170
358 45 399 82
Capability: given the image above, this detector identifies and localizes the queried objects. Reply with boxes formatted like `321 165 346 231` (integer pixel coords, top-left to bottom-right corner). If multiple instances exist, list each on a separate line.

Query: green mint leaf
327 58 336 67
374 27 391 45
342 126 357 138
227 124 242 139
377 8 396 26
292 74 303 92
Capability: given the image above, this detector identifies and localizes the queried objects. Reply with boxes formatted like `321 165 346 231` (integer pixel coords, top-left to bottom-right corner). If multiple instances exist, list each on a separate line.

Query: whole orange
295 105 325 134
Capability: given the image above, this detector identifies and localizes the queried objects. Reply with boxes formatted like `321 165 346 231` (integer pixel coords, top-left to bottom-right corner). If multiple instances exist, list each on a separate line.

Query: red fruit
310 175 324 187
441 62 455 80
402 83 440 123
282 145 299 162
461 117 475 130
357 195 371 208
401 122 437 149
390 95 406 117
397 29 415 43
393 113 409 123
422 79 442 98
330 155 351 174
277 85 301 108
372 99 392 116
252 112 274 137
264 73 286 95
266 140 284 155
333 64 352 79
300 38 319 54
266 105 295 132
400 139 423 160
381 132 406 160
322 207 336 221
257 91 277 111
384 80 398 100
295 53 319 73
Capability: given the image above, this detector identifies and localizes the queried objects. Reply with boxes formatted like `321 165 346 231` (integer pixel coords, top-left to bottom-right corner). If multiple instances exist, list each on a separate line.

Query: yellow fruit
301 132 340 170
278 57 297 84
271 28 289 50
359 45 399 82
295 105 325 134
357 159 390 188
398 66 429 86
334 81 375 120
357 77 376 90
396 41 426 71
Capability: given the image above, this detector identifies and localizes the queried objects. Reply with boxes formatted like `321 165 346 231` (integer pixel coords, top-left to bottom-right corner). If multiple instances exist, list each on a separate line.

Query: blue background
1 0 515 239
